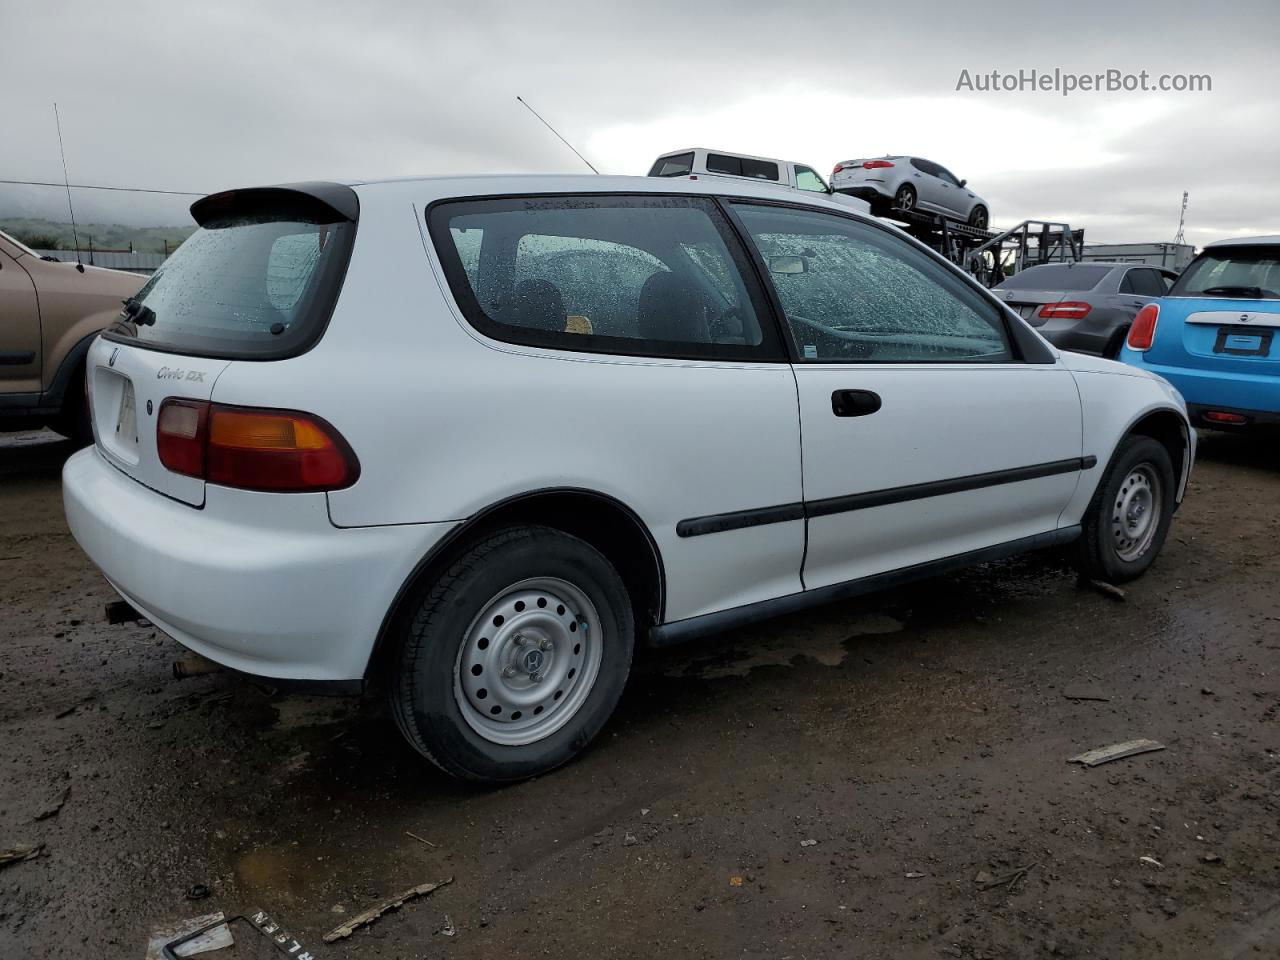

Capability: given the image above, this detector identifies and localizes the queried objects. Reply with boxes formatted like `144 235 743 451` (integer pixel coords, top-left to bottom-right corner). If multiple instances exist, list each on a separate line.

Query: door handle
831 389 882 417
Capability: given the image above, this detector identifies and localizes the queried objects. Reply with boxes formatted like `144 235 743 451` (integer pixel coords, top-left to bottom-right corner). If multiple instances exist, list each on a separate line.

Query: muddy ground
1 429 1277 959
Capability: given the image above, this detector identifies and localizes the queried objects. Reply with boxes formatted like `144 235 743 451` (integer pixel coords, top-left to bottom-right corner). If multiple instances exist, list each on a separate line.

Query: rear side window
648 153 694 177
998 264 1111 291
705 154 780 181
1122 268 1169 297
428 195 783 361
104 196 356 360
1171 247 1280 299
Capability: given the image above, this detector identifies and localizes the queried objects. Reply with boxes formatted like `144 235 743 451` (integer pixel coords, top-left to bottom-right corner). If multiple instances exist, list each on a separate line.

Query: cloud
1 0 1276 246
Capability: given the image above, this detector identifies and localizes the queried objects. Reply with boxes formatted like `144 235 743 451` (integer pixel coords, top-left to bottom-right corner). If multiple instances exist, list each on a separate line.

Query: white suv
64 175 1194 783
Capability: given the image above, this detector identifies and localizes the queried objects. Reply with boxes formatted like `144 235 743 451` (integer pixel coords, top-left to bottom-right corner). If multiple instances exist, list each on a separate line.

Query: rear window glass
1171 247 1280 299
427 194 782 362
648 153 694 177
705 154 780 181
998 264 1111 291
104 210 355 359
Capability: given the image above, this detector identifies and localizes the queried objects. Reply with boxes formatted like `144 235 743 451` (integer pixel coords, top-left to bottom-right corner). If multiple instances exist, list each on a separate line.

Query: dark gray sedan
993 262 1178 357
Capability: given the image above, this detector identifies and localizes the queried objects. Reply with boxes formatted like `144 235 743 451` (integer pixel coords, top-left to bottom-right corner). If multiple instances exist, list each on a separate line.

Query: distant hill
0 217 195 254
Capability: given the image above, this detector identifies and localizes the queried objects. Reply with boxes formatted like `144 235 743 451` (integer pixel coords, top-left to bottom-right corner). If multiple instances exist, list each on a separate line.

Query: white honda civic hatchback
64 175 1193 782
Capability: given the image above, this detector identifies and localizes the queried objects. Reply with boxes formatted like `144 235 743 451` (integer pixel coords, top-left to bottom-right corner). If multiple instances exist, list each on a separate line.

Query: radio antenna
516 96 600 174
53 103 84 271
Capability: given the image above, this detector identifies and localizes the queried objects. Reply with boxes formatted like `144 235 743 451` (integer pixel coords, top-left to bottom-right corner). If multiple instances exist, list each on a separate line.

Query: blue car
1121 236 1280 429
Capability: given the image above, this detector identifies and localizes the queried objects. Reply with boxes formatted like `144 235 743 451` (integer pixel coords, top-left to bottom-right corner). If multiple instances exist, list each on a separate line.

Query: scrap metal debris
405 830 437 847
905 871 926 879
1140 856 1164 869
145 912 233 959
323 878 453 943
0 842 44 868
438 914 457 938
1069 739 1166 767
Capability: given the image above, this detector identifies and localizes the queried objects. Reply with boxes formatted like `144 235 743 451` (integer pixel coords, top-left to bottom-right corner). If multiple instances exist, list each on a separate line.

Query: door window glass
733 203 1012 363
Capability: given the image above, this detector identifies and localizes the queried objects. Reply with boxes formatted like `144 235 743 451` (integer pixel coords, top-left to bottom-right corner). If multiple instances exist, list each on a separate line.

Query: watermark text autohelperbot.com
956 68 1211 96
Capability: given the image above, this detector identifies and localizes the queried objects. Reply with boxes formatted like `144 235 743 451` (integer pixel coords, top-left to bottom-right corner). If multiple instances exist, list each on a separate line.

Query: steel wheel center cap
521 648 545 674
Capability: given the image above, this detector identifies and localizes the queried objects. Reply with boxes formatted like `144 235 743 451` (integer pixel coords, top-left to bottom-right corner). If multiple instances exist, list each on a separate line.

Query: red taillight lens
863 160 895 169
1038 301 1093 320
157 399 208 478
1204 411 1247 424
156 401 359 492
832 163 845 174
1127 304 1160 351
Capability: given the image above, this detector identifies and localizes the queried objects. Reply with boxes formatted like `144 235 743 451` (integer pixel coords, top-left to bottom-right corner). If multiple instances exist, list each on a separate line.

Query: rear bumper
1120 352 1280 420
1186 403 1280 428
833 184 889 203
62 447 453 680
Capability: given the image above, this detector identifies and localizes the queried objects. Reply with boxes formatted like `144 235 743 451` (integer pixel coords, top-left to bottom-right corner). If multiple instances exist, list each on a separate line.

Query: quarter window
648 153 694 178
794 165 828 193
429 195 782 361
732 203 1012 363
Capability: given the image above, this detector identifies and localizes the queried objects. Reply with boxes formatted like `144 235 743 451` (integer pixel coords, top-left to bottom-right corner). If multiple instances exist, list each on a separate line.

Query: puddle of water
662 612 904 679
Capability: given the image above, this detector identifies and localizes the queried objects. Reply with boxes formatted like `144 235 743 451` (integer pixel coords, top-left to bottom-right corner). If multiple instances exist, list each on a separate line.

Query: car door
728 201 1085 590
933 165 967 220
907 158 946 214
0 246 43 393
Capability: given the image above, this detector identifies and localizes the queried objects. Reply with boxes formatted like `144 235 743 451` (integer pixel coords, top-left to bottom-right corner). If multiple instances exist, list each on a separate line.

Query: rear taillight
157 399 208 478
1127 304 1160 351
156 400 359 492
863 160 895 169
1038 301 1092 320
832 164 845 174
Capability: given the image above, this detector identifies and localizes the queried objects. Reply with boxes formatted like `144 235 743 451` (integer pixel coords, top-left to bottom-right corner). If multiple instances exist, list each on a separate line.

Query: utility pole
1174 191 1188 246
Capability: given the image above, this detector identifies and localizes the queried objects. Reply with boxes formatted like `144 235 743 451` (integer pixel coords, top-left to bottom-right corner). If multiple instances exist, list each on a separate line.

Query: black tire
1073 435 1176 583
390 525 635 783
968 205 989 230
50 369 93 447
892 184 916 212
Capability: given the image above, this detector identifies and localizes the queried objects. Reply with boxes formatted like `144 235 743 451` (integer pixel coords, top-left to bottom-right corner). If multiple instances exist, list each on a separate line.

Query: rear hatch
91 183 359 506
1150 245 1280 373
994 263 1113 325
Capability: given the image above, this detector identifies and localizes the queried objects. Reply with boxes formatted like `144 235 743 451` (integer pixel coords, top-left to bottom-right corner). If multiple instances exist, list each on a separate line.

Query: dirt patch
1 430 1278 958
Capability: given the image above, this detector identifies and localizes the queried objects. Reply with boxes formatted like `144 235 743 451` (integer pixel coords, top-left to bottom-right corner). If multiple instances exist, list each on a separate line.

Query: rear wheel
892 184 916 212
1074 436 1175 583
1103 325 1130 359
390 525 634 783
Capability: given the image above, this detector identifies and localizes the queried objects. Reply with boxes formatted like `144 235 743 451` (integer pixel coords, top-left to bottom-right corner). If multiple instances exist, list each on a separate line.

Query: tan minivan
0 229 144 443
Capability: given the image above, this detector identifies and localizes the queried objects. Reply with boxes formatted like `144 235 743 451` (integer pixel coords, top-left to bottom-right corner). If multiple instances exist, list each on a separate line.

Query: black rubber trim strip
807 457 1093 518
650 525 1082 647
677 457 1095 537
0 351 36 365
676 502 804 538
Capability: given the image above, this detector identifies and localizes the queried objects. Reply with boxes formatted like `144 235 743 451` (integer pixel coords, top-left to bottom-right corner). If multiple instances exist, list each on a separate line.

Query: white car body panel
62 174 1191 683
796 364 1083 589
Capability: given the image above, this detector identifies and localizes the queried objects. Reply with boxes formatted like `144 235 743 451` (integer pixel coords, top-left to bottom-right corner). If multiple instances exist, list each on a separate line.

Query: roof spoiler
190 181 359 226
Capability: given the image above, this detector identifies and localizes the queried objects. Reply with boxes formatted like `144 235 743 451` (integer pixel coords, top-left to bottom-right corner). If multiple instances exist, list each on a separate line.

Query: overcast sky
2 0 1277 247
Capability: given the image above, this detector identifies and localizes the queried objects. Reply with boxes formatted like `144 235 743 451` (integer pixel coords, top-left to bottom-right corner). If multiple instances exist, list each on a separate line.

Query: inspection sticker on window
803 344 818 359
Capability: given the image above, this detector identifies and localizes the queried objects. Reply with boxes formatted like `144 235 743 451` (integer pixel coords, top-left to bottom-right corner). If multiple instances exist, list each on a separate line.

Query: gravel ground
1 429 1277 959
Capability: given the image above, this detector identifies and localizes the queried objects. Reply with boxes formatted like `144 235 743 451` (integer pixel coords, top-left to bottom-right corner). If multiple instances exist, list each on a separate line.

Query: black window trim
717 195 1055 365
424 192 791 364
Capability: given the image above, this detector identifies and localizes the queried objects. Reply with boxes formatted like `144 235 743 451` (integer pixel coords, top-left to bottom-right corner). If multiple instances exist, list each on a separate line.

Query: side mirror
769 255 808 275
959 179 968 188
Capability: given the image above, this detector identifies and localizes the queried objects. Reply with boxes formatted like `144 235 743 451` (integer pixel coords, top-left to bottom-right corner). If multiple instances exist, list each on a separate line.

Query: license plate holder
1214 327 1273 357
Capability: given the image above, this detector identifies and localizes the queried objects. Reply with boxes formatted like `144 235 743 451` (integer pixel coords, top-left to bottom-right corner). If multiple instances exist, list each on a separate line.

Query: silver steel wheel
1111 464 1162 562
454 577 603 747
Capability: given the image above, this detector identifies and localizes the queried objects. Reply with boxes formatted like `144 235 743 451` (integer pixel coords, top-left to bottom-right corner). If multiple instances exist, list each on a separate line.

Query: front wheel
1073 436 1176 583
968 205 989 230
390 525 634 783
